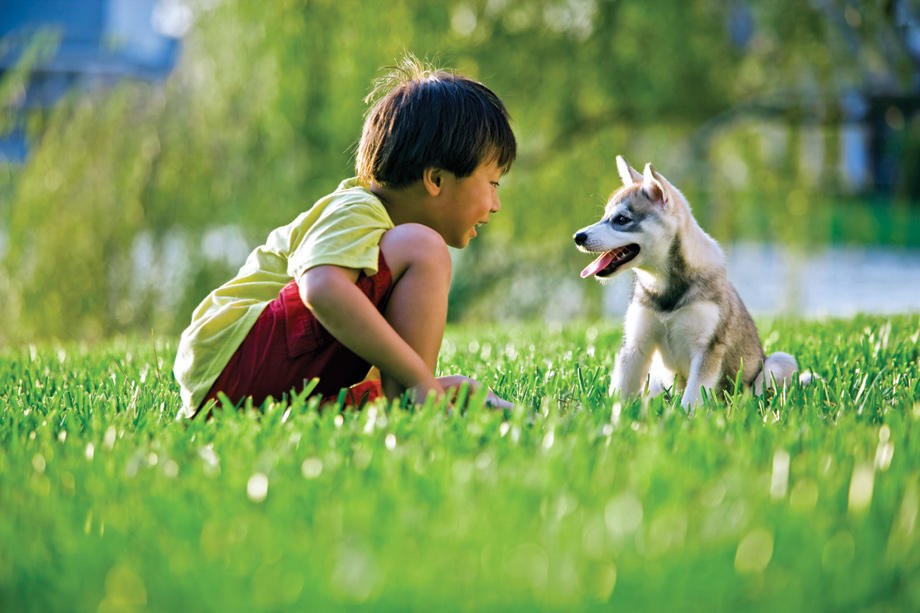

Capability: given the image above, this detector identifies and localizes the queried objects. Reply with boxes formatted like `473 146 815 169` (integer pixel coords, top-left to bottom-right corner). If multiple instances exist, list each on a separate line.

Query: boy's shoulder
283 178 385 225
278 178 393 245
317 177 387 216
332 176 374 198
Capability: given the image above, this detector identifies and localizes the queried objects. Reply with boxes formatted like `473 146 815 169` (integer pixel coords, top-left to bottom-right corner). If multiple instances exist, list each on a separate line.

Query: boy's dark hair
356 55 516 189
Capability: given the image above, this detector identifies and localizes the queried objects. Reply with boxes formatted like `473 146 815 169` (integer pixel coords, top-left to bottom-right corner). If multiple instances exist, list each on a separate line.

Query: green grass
2 315 919 611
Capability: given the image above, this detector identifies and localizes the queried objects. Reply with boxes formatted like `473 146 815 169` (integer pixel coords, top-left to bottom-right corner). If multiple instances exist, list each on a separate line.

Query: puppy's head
574 156 677 280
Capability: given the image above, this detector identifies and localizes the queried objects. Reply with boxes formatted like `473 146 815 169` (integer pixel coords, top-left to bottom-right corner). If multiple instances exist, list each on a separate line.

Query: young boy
173 56 516 418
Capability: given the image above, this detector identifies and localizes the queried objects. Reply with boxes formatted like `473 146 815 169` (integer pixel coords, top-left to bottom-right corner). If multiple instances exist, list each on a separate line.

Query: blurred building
0 0 185 162
723 1 920 199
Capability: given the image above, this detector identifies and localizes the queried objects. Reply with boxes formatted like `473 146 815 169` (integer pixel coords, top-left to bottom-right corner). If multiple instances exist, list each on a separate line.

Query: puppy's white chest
652 302 721 375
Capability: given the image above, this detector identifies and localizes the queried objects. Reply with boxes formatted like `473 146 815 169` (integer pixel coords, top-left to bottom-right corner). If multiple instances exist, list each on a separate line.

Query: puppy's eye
613 214 631 225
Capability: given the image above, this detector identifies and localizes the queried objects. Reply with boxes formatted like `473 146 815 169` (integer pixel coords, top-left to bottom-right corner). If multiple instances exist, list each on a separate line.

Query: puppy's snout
574 231 588 246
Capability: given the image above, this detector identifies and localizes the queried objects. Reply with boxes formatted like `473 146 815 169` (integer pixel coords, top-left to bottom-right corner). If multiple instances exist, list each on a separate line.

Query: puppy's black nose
574 231 587 246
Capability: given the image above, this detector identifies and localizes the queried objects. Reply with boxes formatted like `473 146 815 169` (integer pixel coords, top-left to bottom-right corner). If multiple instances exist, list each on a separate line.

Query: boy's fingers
485 392 513 410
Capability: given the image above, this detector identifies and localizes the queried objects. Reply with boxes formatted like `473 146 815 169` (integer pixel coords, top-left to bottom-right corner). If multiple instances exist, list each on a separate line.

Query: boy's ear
422 167 443 196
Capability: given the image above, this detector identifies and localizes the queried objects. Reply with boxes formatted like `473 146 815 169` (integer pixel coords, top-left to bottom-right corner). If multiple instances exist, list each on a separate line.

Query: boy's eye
491 182 500 188
613 214 631 225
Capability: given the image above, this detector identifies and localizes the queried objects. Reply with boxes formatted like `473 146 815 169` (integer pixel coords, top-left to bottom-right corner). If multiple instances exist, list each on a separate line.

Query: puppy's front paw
680 391 701 416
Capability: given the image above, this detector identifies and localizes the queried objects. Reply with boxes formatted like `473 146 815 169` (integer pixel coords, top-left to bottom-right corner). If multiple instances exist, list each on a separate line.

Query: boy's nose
574 231 588 246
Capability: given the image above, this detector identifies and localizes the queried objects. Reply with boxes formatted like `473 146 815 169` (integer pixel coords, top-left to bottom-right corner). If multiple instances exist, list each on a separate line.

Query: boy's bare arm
298 265 444 399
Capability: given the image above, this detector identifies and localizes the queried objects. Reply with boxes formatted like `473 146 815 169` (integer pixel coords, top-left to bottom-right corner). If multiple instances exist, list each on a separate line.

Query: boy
173 56 516 418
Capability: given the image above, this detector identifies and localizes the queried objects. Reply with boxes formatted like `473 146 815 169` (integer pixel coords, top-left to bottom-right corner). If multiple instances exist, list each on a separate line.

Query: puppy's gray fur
574 156 802 412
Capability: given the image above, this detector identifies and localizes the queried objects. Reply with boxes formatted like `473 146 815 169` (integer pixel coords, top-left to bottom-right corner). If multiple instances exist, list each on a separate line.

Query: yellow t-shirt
173 178 394 414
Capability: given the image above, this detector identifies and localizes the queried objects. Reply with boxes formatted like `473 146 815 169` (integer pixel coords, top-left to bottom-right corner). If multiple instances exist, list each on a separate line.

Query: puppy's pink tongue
580 251 616 278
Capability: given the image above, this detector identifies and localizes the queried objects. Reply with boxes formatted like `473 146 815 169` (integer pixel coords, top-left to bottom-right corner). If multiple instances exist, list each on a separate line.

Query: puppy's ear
642 163 668 206
616 155 642 186
651 167 677 201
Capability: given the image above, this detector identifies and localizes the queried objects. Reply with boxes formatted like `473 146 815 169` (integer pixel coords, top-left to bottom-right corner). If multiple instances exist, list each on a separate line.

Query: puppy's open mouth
580 244 640 278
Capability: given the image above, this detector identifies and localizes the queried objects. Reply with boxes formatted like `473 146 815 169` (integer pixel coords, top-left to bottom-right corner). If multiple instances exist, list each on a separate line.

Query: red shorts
196 252 394 417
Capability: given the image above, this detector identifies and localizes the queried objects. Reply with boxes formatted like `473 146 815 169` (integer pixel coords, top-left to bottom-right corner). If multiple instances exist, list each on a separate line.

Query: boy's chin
462 226 482 246
449 234 472 249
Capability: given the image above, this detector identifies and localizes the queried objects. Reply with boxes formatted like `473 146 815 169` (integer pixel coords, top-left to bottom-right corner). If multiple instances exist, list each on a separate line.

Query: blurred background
1 0 918 344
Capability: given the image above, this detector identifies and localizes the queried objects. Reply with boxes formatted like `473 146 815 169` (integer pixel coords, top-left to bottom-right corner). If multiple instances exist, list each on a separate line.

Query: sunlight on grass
0 314 918 610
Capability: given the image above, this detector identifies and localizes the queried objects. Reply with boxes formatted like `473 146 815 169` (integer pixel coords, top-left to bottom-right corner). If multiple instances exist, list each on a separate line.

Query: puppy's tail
753 352 800 395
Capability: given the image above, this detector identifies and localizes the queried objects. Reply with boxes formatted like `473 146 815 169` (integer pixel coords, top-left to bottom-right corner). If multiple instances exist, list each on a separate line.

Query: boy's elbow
298 268 334 312
298 266 350 313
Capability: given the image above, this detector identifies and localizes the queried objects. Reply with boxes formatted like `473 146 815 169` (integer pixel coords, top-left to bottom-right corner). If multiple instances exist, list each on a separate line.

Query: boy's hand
405 377 446 404
483 390 514 411
437 375 513 410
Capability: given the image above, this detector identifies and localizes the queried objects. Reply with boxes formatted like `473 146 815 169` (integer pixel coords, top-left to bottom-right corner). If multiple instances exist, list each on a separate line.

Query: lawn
1 315 918 611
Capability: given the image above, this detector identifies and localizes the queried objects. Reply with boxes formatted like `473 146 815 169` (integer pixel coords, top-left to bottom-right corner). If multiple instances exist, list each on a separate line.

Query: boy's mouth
580 244 640 278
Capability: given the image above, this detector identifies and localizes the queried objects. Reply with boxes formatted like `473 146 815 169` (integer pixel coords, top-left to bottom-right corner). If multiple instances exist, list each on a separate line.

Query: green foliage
1 0 918 341
1 315 919 610
0 30 59 135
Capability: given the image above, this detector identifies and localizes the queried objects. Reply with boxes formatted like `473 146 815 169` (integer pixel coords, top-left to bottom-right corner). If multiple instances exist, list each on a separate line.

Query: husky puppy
574 156 799 412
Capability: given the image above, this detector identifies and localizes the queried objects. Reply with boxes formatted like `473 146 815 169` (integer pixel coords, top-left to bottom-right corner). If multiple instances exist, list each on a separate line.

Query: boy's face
430 161 504 248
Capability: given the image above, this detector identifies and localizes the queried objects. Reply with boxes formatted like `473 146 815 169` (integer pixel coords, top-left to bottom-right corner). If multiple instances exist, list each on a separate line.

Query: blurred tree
0 0 917 341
